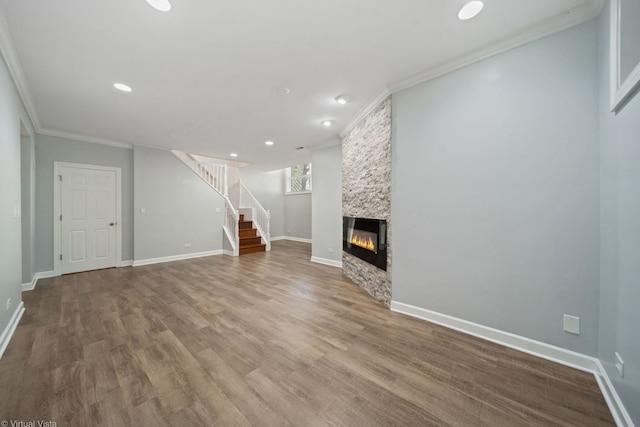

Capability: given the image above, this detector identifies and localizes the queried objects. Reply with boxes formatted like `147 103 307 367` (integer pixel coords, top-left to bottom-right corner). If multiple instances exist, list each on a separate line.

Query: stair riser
240 237 262 245
239 245 266 255
239 229 257 238
239 221 253 229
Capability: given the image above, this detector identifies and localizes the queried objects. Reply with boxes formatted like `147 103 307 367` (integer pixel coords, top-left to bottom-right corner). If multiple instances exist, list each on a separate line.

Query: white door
59 166 117 274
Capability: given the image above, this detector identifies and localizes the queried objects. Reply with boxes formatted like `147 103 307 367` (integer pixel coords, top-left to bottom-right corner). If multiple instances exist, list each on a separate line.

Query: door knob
109 222 115 226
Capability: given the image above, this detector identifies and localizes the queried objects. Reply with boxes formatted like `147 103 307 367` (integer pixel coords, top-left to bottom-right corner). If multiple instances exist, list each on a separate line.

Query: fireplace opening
343 217 387 271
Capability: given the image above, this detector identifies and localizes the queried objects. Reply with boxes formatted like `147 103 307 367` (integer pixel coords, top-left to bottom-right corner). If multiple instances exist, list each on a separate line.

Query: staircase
172 150 270 257
238 214 266 254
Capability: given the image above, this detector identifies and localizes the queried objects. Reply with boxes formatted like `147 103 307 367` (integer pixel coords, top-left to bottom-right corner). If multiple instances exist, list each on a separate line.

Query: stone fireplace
342 97 392 306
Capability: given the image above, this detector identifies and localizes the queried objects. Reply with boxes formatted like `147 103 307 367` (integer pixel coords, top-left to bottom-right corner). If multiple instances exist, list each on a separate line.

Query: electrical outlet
563 314 580 335
6 298 11 312
615 352 624 378
328 248 334 253
184 243 191 248
140 207 146 214
216 207 221 213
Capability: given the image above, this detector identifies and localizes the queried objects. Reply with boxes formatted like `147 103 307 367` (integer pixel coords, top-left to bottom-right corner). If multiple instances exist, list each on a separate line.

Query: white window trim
286 163 312 194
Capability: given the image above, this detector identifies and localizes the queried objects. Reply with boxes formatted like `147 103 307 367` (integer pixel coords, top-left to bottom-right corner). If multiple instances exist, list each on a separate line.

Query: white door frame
53 161 123 275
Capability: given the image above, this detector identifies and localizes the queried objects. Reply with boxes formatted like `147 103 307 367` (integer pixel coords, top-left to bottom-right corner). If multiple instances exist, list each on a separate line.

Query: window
286 163 312 194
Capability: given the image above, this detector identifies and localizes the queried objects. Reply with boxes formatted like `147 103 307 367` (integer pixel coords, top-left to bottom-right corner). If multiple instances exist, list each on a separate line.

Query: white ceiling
0 0 602 171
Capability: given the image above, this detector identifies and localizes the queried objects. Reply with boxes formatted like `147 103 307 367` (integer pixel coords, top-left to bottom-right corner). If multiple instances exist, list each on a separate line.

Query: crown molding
339 87 391 139
388 0 605 94
38 128 133 149
0 6 41 130
340 1 605 138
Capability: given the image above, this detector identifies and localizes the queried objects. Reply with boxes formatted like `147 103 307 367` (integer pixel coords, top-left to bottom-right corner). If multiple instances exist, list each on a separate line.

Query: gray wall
241 169 285 239
0 55 28 339
598 3 640 422
133 146 225 261
311 144 342 263
392 21 600 355
284 193 312 240
35 134 134 271
20 134 36 284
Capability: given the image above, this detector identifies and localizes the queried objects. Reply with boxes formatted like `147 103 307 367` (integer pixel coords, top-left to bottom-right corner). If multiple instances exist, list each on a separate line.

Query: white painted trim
594 359 635 427
22 270 58 292
271 236 311 243
339 1 604 140
283 236 312 244
35 270 57 280
0 301 25 359
118 260 133 267
132 250 223 267
388 1 604 95
223 249 235 256
391 301 598 373
310 256 343 268
391 301 635 426
0 9 40 130
38 128 133 150
340 88 391 138
53 162 123 276
609 0 640 112
272 236 312 243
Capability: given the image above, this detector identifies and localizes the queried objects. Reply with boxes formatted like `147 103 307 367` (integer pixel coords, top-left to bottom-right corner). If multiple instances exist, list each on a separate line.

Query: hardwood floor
1 241 614 426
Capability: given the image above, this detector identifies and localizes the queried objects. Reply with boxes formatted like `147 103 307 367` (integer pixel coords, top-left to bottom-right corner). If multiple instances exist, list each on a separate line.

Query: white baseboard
273 236 311 244
594 360 635 427
0 301 25 359
391 301 633 426
22 270 58 292
118 259 133 267
391 301 598 372
133 250 224 267
223 249 235 256
310 256 343 268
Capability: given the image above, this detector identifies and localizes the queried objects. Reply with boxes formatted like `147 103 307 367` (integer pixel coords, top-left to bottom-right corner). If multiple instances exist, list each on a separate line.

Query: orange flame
351 234 375 252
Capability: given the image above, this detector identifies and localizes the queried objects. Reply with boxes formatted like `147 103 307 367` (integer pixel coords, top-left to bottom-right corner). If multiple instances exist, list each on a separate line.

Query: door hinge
60 214 62 221
60 254 62 261
58 175 62 181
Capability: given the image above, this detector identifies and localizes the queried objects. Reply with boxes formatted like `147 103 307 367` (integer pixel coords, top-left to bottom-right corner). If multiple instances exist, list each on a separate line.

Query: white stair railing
171 150 271 255
239 180 271 251
172 150 238 255
186 159 228 197
224 200 240 256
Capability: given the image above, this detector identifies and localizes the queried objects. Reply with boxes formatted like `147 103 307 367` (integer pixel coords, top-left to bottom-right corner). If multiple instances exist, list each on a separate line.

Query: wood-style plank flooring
0 241 614 426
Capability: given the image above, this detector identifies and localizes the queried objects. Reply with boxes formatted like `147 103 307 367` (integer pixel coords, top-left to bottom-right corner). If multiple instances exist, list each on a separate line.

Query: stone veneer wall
342 97 392 306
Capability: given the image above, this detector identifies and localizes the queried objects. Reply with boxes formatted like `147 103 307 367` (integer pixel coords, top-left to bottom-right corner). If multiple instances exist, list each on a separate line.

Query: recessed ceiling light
322 120 334 127
265 140 274 146
114 83 132 92
335 96 348 105
146 0 171 12
230 153 238 158
458 1 484 20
